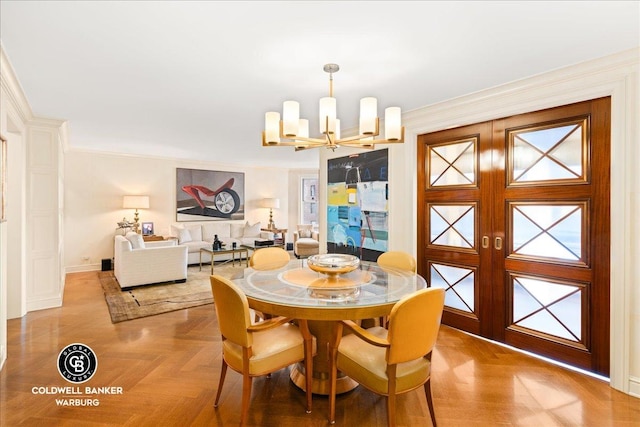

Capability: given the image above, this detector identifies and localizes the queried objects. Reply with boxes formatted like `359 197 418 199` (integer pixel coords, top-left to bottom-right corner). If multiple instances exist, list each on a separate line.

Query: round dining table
232 257 427 395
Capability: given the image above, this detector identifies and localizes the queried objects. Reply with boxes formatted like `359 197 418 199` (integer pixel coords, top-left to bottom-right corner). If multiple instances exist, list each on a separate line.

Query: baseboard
27 295 63 312
0 344 6 371
66 263 101 274
629 376 640 398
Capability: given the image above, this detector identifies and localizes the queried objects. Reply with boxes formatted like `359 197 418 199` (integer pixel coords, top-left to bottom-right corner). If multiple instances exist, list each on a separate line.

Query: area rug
99 264 245 323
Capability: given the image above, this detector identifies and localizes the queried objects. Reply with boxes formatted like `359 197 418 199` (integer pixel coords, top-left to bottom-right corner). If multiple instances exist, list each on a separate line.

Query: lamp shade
260 198 280 209
123 195 149 209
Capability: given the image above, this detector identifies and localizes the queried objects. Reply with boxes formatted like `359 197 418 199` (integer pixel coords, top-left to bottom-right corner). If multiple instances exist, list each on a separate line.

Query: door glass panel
509 120 587 185
428 138 476 187
511 275 583 344
511 203 584 264
431 263 475 314
430 204 475 248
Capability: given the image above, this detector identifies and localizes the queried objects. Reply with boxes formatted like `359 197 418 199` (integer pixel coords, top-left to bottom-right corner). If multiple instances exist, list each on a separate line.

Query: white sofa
169 221 274 265
114 233 188 289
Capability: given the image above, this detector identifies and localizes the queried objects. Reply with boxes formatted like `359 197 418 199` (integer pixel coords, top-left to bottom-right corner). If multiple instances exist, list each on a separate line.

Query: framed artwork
0 134 6 222
176 168 245 222
142 222 154 236
327 149 389 261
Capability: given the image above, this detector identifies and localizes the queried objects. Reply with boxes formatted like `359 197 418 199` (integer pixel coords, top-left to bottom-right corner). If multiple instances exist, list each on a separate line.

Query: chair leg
328 321 344 425
240 370 252 425
214 358 228 408
304 355 313 413
300 319 314 414
329 355 337 424
424 378 437 427
386 394 397 427
387 365 397 427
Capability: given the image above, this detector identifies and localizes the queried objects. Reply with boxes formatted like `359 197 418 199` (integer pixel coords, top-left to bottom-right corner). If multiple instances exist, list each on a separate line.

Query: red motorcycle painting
181 178 241 218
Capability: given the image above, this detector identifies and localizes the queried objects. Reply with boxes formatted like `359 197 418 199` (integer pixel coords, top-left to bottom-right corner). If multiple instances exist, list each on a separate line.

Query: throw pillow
187 225 202 242
298 228 311 238
243 222 261 238
126 233 145 250
170 225 183 238
178 228 192 244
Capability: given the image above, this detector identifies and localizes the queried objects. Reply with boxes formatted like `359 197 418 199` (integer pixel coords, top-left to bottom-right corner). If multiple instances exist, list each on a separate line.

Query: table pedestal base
289 320 359 395
290 362 358 395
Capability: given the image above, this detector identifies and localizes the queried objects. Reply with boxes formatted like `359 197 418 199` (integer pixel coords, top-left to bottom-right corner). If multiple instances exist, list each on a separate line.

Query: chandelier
262 64 404 151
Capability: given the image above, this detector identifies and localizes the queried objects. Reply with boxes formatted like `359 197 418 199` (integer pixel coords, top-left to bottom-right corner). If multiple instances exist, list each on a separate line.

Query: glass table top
232 258 427 308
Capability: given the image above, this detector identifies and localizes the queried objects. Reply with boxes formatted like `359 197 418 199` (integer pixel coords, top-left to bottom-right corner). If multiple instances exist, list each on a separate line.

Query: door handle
495 237 503 250
482 236 490 249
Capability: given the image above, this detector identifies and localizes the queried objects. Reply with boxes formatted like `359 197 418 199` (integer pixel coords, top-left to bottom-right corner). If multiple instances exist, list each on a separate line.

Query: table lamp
123 195 149 234
260 198 280 230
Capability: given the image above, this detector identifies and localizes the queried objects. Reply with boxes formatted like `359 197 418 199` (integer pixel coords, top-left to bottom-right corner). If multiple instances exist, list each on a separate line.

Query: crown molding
403 47 639 134
0 43 33 123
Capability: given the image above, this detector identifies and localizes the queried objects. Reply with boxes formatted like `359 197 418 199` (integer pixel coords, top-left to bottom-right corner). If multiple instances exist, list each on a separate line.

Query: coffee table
199 246 248 274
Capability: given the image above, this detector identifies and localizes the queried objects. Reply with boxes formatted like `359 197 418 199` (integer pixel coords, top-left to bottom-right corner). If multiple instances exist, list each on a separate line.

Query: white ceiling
1 1 638 169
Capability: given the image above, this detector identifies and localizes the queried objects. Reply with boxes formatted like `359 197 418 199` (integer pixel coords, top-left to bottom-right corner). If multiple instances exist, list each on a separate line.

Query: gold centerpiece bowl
307 254 360 277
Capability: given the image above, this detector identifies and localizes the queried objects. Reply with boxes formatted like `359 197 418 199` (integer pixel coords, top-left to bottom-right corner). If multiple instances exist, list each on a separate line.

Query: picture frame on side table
142 222 154 236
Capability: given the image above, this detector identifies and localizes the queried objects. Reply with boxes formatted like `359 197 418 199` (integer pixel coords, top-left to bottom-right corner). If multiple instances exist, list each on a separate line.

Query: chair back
377 251 417 273
386 288 445 365
210 275 252 347
249 247 290 270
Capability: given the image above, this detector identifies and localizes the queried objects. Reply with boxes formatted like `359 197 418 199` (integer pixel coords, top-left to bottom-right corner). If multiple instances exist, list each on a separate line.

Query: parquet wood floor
1 271 638 426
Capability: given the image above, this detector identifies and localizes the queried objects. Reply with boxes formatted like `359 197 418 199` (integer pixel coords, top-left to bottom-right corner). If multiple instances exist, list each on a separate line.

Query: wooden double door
417 98 610 375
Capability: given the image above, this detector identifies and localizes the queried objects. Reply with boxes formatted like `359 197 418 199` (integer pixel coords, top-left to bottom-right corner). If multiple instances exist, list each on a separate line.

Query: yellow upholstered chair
377 251 417 273
210 275 316 425
371 251 417 328
328 287 445 427
249 246 291 270
248 247 290 321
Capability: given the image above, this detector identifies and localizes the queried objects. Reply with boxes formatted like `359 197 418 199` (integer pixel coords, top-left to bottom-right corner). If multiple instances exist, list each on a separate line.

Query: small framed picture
142 222 154 236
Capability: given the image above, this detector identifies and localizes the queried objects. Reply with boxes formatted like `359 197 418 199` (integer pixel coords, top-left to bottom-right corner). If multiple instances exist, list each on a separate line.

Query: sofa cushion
243 222 262 238
298 228 311 238
178 228 193 244
186 225 203 242
230 223 244 239
126 232 145 249
202 222 232 241
170 224 183 238
182 240 210 252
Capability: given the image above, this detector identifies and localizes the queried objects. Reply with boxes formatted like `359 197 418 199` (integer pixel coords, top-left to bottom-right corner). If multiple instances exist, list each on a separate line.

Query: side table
261 227 287 248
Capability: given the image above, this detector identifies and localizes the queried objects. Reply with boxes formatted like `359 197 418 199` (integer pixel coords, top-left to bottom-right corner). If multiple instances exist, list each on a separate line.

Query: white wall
64 151 291 271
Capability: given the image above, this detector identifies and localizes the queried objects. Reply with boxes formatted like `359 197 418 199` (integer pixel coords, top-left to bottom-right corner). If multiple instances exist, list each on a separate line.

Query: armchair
329 288 445 426
293 224 320 258
210 275 317 425
114 233 188 289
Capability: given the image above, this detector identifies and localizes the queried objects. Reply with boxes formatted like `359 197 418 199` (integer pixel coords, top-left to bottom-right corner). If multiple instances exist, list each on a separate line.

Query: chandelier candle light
262 64 404 151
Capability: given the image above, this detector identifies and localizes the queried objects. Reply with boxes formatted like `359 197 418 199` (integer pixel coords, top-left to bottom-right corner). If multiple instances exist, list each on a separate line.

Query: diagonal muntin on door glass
428 138 476 187
510 121 587 184
430 204 475 248
512 276 583 343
